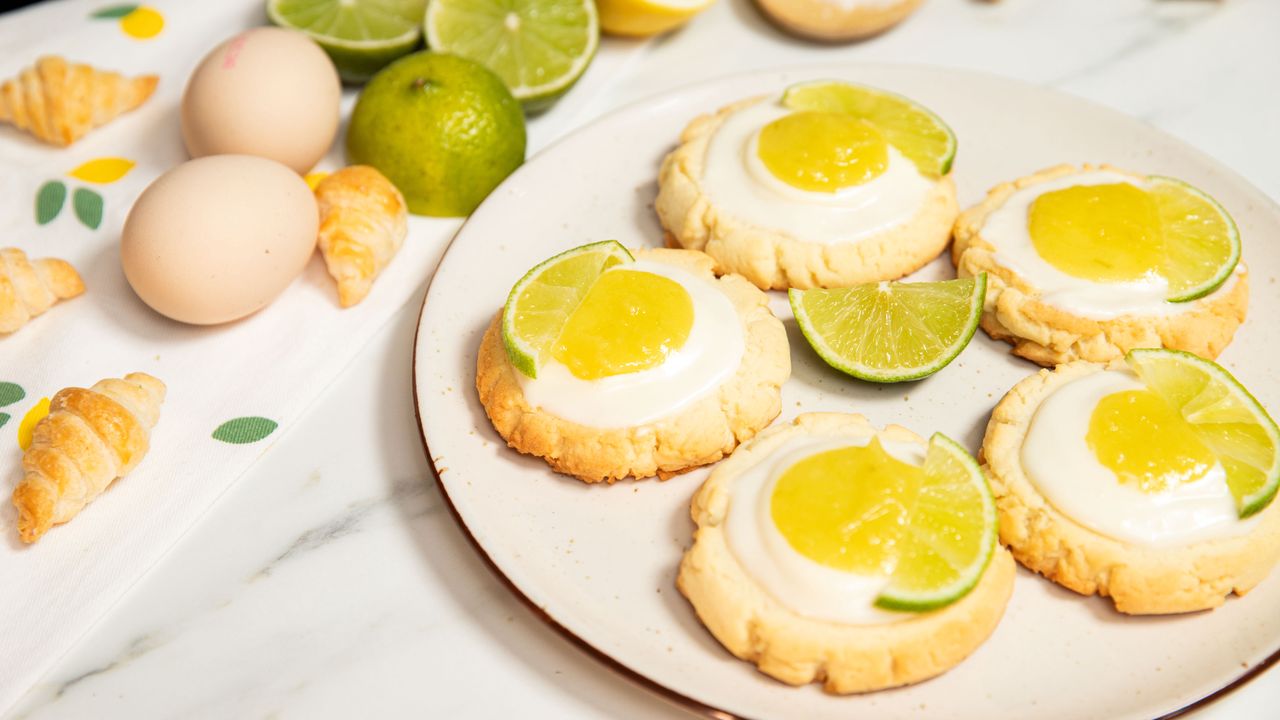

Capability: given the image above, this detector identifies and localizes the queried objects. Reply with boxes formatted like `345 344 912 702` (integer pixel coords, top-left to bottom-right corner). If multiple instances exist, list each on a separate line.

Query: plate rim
411 62 1280 720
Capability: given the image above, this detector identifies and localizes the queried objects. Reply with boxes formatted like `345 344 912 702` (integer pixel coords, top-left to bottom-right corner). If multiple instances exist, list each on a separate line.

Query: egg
1021 367 1255 546
700 98 936 245
724 433 924 624
182 27 341 174
981 169 1242 318
518 259 744 427
121 155 319 325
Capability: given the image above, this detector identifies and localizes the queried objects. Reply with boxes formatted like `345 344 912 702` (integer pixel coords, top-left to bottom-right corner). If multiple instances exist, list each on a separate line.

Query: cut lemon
1149 176 1240 302
501 241 633 379
880 433 998 611
596 0 714 37
425 0 599 111
781 80 957 178
1126 348 1280 518
789 274 986 383
267 0 426 83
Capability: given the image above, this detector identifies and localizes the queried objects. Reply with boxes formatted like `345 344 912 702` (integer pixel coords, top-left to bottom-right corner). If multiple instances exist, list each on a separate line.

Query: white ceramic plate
413 65 1280 720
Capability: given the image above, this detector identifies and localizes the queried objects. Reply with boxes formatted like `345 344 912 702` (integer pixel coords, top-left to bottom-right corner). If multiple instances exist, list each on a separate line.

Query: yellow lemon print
18 397 50 451
121 6 164 39
304 171 331 191
68 157 136 184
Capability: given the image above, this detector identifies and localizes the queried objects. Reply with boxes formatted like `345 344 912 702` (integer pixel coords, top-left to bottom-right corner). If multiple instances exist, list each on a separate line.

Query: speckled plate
413 65 1280 720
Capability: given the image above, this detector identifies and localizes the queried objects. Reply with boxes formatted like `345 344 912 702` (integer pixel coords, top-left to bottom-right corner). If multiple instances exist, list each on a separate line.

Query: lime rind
1147 176 1241 303
788 273 987 383
501 240 633 379
424 0 599 108
874 432 998 612
781 80 957 177
1126 348 1280 518
267 0 425 81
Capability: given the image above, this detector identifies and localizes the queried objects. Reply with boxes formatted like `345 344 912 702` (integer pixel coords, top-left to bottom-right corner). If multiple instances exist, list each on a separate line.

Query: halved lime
789 274 986 383
501 241 633 378
267 0 426 83
781 80 957 177
425 0 599 111
1149 176 1241 302
877 432 998 611
1127 348 1280 518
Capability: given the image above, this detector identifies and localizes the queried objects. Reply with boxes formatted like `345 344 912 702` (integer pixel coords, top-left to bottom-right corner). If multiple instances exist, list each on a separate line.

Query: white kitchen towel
0 0 646 711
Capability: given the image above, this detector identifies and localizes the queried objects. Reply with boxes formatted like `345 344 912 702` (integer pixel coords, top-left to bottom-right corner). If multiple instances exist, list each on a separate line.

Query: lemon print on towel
91 5 164 40
36 158 136 229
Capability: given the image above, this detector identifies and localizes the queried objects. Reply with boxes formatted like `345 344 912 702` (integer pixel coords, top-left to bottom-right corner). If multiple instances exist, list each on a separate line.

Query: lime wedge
1149 176 1241 302
1126 348 1280 517
876 432 998 611
501 241 633 378
789 274 986 383
267 0 426 83
425 0 599 111
781 80 957 178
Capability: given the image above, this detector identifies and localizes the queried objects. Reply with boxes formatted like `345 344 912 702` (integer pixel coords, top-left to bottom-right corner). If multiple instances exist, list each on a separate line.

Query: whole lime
347 52 526 216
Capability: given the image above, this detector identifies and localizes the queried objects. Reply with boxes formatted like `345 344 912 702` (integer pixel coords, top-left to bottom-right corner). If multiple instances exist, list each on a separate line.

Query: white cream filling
700 98 935 246
517 260 744 429
724 434 927 625
1022 369 1256 547
983 170 1240 319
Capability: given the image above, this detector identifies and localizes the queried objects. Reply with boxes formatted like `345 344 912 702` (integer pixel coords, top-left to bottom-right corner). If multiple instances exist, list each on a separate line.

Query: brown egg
121 155 319 325
181 27 341 174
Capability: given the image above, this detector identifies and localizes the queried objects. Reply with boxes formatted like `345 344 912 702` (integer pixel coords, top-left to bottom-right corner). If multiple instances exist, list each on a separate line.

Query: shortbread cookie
982 362 1280 614
953 164 1248 366
678 413 1015 693
476 248 789 483
656 94 958 290
755 0 924 43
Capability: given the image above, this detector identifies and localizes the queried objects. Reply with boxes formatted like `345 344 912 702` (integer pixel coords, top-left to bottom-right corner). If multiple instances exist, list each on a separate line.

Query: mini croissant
315 166 408 307
0 56 158 147
12 372 165 543
1 247 84 334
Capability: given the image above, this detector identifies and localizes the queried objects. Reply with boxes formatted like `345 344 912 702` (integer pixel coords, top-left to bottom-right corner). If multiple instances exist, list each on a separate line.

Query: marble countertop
8 0 1280 717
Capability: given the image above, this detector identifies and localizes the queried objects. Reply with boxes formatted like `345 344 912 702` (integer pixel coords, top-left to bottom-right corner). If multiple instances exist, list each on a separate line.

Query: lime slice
1149 176 1241 302
596 0 714 37
789 274 986 383
876 432 998 611
782 80 957 178
425 0 599 111
501 241 633 378
267 0 426 83
1126 348 1280 518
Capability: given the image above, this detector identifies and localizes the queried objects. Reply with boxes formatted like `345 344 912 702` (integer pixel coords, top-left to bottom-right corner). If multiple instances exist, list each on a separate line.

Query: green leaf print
90 5 139 19
0 382 25 407
73 188 104 229
212 417 279 444
0 413 9 430
36 181 66 225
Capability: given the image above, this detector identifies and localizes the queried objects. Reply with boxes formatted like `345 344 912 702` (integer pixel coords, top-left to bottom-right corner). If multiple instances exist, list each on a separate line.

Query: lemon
268 0 426 83
782 80 957 178
1126 348 1280 518
347 51 526 216
1150 176 1240 302
425 0 598 111
502 241 634 378
789 275 986 383
596 0 715 37
771 432 997 612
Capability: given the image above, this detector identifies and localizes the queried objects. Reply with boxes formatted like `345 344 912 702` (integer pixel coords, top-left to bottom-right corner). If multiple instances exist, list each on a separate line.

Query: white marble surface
8 0 1280 717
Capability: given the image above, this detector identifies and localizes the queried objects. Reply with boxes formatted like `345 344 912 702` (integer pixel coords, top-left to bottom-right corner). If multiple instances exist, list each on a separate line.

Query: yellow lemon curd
1028 182 1165 283
770 438 920 575
757 111 889 193
553 269 693 380
1087 389 1216 493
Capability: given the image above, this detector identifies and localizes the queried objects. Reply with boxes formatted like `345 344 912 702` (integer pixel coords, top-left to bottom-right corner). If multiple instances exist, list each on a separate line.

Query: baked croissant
1 247 85 334
0 56 158 147
315 166 408 307
12 372 165 543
